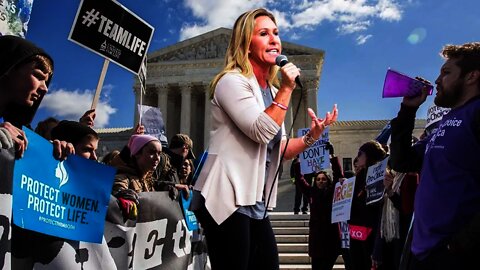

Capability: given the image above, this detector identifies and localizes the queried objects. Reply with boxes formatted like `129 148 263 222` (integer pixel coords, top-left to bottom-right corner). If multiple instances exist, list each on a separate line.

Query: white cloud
180 0 403 42
39 88 117 128
337 21 371 34
356 34 372 45
270 9 293 31
377 0 402 21
290 32 302 40
180 0 268 40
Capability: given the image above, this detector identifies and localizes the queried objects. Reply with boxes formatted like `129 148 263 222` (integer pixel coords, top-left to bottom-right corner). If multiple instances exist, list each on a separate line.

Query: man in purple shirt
390 42 480 269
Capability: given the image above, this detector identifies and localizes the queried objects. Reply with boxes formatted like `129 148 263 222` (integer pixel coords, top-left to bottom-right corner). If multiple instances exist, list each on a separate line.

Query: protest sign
297 127 330 175
105 193 192 269
0 0 33 37
11 192 200 269
375 121 391 145
366 157 389 205
0 147 14 269
331 176 355 223
68 0 154 74
138 104 168 145
338 221 350 249
12 128 115 243
425 104 450 136
181 190 199 231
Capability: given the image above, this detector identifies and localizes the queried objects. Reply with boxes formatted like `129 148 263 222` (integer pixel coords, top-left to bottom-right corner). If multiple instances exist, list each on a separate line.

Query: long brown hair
209 8 280 98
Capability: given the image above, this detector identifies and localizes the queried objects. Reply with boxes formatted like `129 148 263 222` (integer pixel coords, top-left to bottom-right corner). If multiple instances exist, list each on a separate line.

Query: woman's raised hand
307 104 338 139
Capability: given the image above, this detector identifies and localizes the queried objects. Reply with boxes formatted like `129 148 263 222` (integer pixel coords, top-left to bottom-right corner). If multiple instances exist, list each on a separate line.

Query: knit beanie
0 35 54 127
359 140 387 166
0 35 53 80
50 120 98 145
128 134 160 156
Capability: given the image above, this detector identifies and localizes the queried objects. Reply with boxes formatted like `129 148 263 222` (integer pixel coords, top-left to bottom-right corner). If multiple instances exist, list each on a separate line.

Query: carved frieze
150 34 230 62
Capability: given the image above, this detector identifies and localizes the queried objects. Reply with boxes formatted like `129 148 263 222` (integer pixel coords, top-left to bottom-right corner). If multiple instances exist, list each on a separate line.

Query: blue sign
181 190 198 231
375 121 391 145
191 150 208 186
13 128 115 243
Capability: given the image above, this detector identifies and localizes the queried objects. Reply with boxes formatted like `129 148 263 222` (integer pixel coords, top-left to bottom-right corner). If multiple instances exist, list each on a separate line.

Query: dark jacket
295 157 343 258
390 101 480 258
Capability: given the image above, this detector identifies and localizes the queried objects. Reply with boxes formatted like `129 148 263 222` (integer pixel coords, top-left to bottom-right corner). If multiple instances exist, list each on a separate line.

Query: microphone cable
263 81 304 218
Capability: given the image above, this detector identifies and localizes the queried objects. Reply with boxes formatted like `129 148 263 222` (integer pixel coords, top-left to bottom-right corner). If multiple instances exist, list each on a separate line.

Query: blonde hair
209 8 280 98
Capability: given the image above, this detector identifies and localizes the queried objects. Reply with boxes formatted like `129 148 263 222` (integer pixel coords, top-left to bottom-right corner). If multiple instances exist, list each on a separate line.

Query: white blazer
194 70 286 225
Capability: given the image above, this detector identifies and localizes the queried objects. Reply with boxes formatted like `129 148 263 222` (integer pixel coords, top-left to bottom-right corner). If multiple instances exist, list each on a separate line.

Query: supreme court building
96 27 426 173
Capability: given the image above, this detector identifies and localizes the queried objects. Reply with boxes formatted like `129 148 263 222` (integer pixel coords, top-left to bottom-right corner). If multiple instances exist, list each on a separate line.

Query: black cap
169 134 195 159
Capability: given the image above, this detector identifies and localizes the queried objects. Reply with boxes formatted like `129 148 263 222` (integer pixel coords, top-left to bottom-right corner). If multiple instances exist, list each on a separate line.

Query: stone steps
277 243 308 253
270 212 345 270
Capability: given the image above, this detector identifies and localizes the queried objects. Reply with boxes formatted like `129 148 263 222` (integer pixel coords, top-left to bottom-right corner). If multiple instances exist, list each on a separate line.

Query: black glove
325 141 334 155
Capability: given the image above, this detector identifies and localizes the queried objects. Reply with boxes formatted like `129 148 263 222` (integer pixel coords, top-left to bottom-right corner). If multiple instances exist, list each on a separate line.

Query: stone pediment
148 27 324 63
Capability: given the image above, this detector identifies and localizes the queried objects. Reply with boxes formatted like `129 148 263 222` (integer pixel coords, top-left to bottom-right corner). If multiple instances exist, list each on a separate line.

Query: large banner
0 147 14 270
331 177 355 223
365 158 389 205
12 128 116 243
68 0 154 74
11 193 201 269
297 127 330 175
0 0 34 37
104 193 192 269
1 136 207 269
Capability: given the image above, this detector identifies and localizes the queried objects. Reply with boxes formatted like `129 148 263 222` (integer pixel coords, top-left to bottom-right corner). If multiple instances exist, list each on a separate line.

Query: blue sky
22 0 480 128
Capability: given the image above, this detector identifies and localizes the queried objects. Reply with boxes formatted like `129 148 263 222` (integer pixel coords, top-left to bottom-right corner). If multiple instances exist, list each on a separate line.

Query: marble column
157 85 169 128
180 83 192 134
305 79 319 115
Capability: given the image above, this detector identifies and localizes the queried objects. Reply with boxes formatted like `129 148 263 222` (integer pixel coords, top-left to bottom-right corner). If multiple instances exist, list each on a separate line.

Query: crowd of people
289 40 480 270
1 6 480 270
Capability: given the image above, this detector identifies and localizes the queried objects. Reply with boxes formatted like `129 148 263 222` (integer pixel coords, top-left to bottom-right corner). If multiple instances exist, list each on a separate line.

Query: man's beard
434 79 464 108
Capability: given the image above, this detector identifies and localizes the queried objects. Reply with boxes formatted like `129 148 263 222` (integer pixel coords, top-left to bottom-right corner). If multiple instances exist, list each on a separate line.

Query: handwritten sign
297 127 330 174
366 157 389 205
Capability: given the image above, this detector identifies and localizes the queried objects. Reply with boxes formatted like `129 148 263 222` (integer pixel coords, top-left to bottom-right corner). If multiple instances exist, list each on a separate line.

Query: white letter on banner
133 219 167 269
97 15 108 33
21 174 27 189
173 219 191 257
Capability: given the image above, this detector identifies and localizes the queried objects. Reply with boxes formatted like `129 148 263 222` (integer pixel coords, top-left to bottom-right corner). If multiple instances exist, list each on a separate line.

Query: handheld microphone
275 55 303 89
